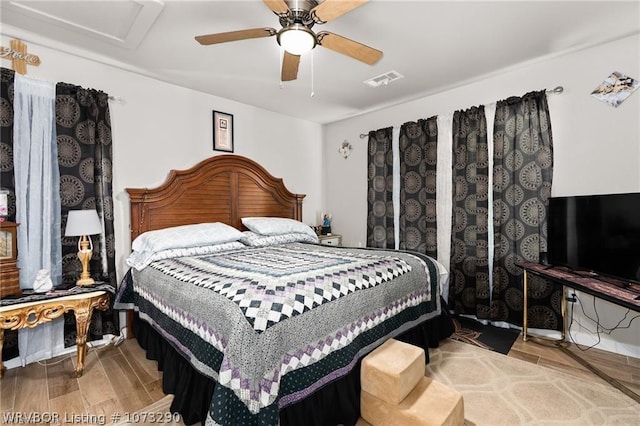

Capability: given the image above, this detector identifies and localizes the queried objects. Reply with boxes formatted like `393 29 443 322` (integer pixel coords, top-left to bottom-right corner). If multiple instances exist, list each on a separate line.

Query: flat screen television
547 192 640 287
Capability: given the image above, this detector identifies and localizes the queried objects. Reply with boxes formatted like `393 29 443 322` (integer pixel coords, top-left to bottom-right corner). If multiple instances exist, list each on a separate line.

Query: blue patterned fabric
116 243 440 426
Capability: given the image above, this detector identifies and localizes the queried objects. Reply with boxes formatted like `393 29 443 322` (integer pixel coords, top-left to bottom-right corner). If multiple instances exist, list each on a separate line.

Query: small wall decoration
213 110 234 152
0 39 41 75
590 71 639 108
338 139 352 159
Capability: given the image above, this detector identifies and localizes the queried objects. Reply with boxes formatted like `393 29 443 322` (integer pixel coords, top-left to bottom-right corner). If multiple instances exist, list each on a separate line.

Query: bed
115 154 452 426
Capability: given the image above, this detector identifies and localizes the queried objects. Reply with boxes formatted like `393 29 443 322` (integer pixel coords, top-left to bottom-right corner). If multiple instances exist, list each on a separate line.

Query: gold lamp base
76 276 96 286
76 236 95 287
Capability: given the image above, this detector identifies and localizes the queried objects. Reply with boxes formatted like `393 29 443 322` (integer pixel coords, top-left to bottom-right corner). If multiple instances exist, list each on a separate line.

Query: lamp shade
65 210 102 236
277 24 316 55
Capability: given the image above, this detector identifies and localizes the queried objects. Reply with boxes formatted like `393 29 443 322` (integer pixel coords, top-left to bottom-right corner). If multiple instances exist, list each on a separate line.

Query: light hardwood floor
508 335 640 398
1 339 168 425
1 333 639 425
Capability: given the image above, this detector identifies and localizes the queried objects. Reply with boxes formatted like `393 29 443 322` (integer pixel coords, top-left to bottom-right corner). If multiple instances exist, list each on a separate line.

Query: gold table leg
560 286 567 341
523 270 528 341
74 299 92 378
0 328 5 379
73 293 110 377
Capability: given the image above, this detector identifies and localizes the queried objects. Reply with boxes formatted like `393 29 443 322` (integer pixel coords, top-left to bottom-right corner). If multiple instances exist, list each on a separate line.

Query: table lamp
64 209 102 286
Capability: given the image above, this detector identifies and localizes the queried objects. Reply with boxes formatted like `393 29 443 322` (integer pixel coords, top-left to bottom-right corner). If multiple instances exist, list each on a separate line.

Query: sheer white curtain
13 74 63 365
436 114 453 302
392 126 400 250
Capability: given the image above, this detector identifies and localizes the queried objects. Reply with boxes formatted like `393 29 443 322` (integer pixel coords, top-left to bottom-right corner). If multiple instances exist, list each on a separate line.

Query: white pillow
239 231 318 247
241 217 317 239
132 222 244 254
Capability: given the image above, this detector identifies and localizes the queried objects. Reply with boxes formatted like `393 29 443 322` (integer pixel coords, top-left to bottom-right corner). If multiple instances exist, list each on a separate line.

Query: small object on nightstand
321 212 332 235
33 269 53 293
0 221 21 298
318 234 342 247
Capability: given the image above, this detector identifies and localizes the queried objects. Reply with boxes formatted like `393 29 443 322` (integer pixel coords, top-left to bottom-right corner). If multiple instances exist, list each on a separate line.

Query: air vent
363 70 404 88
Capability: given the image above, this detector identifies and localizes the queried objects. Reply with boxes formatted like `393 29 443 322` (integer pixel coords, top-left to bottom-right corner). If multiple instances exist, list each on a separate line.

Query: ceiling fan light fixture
277 23 316 55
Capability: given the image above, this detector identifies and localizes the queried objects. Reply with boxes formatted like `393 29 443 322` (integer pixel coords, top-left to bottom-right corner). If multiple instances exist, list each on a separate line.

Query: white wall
2 29 638 358
323 34 640 357
0 32 324 284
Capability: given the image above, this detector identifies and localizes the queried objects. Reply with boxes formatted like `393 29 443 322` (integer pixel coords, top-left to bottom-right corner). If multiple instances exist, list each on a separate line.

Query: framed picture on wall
590 71 640 108
213 110 234 152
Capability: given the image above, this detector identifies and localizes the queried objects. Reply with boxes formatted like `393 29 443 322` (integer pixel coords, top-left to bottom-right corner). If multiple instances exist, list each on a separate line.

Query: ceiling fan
195 0 383 82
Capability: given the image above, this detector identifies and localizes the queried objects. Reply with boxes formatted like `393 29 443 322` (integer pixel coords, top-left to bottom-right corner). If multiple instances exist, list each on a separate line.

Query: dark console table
522 262 640 323
521 262 640 403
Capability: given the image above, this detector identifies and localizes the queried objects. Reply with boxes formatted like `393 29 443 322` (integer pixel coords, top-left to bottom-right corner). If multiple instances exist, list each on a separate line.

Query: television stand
523 263 640 317
564 267 640 293
591 274 639 293
521 262 640 403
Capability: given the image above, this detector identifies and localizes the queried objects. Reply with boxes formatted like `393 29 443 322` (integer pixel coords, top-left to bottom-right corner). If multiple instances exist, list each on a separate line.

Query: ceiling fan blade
317 32 383 65
311 0 369 23
195 28 276 45
281 52 301 81
263 0 290 15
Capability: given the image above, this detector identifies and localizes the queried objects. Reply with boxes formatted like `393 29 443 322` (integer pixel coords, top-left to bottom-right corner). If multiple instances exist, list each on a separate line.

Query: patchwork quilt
116 243 440 425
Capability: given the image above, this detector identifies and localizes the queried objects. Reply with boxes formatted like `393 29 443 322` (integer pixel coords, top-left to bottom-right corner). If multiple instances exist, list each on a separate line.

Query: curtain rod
358 85 564 138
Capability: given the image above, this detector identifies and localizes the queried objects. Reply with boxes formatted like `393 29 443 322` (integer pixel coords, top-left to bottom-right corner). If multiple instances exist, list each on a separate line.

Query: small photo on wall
590 71 639 108
213 110 234 152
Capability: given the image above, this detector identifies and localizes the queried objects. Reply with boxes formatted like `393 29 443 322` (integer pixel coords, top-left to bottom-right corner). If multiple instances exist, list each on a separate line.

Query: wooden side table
0 290 110 378
318 234 342 247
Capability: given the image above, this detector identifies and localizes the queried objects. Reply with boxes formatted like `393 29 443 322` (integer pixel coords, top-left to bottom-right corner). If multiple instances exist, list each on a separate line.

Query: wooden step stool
360 339 464 426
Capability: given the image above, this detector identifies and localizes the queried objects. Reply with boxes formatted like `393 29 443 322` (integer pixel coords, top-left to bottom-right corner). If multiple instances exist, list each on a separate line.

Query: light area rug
426 339 640 425
123 339 640 426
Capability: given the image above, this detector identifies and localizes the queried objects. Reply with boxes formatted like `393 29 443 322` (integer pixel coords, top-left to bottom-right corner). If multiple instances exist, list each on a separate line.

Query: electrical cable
567 293 640 352
34 328 127 367
577 293 639 333
36 353 74 367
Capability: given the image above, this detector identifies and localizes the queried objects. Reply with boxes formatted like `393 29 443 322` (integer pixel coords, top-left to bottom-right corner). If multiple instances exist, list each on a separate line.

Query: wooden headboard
126 155 305 241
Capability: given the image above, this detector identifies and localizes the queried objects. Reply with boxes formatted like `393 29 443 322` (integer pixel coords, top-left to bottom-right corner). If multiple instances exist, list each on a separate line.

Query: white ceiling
1 0 639 124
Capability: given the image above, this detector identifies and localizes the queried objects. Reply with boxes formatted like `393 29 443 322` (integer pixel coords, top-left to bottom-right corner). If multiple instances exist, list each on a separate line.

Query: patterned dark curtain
366 127 394 249
450 106 491 318
0 68 18 361
492 91 560 328
398 117 438 257
0 69 16 220
56 82 119 344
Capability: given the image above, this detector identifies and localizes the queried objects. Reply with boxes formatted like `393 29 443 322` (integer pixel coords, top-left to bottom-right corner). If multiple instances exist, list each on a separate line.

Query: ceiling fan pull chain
279 47 285 89
310 50 315 97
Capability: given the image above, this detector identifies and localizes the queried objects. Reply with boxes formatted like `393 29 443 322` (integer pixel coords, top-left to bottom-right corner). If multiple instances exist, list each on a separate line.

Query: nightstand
0 289 110 378
318 234 342 247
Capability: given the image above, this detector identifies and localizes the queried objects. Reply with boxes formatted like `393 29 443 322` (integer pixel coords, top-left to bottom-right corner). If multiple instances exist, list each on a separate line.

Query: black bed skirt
133 306 453 426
